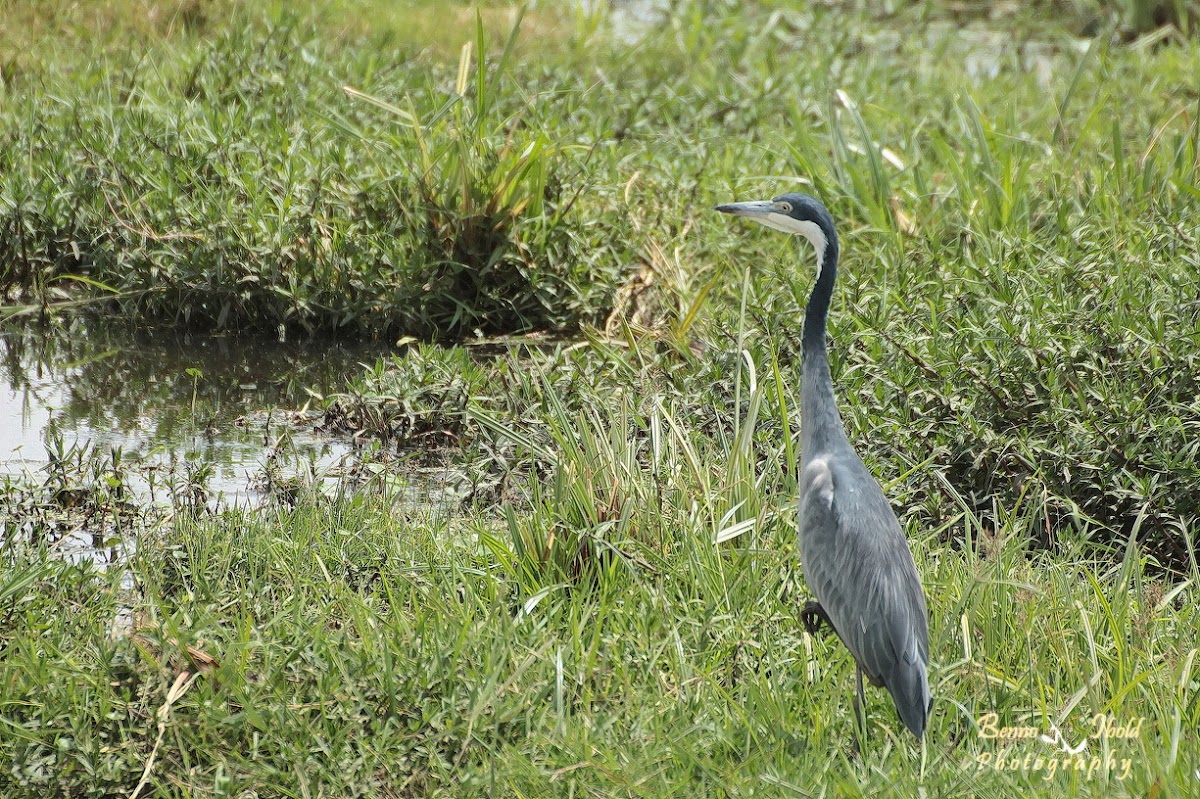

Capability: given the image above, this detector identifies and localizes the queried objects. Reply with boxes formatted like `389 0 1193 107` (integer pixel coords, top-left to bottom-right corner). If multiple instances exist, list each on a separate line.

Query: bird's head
715 192 836 272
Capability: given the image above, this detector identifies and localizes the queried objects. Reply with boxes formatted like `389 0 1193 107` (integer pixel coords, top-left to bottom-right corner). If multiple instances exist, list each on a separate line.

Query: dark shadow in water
0 317 393 502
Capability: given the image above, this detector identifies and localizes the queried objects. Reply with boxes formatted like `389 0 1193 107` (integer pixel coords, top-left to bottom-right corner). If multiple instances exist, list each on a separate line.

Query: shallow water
0 319 390 506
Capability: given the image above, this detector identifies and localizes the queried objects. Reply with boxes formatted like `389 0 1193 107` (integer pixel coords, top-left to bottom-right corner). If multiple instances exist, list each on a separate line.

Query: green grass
2 462 1196 796
10 1 1199 339
1 4 605 338
3 0 1200 795
7 334 1197 795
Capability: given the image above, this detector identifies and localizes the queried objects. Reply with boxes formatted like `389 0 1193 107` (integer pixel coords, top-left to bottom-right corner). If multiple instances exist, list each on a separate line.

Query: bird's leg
800 600 834 636
851 664 868 752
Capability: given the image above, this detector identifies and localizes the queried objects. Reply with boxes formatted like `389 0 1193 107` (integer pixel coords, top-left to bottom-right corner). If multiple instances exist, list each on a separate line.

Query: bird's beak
714 200 776 219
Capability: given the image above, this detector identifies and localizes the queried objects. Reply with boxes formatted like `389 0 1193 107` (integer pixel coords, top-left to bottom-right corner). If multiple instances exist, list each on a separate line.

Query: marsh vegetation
2 0 1199 796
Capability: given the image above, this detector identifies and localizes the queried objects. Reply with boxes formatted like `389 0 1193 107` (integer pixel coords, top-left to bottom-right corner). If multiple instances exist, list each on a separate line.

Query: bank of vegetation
2 1 1198 796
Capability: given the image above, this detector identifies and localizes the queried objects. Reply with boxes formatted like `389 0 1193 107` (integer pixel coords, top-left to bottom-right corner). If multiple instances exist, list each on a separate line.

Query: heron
715 192 931 740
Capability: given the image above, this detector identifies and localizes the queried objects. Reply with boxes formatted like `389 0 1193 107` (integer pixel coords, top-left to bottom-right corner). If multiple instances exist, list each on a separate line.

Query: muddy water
0 319 390 506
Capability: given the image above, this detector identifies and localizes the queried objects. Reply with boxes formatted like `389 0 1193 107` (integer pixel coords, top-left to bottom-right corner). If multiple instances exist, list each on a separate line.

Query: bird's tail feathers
889 647 931 739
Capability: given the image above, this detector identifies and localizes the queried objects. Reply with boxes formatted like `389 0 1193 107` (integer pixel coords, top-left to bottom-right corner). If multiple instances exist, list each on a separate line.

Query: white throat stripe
753 214 828 278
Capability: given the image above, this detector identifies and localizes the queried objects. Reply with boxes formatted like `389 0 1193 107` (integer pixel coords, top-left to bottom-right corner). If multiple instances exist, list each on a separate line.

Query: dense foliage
2 1 1199 795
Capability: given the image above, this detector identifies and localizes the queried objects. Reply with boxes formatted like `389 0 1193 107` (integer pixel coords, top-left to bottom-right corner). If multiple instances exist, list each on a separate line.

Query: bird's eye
778 202 792 213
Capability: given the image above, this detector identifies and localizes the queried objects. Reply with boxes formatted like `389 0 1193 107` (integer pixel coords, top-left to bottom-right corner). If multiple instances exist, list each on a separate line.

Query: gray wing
798 453 931 737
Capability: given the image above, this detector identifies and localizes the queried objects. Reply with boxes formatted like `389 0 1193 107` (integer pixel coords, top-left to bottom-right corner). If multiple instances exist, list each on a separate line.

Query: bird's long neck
801 235 843 457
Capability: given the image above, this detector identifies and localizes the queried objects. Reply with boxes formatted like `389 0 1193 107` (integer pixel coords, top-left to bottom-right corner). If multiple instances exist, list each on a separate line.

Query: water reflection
0 318 391 503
